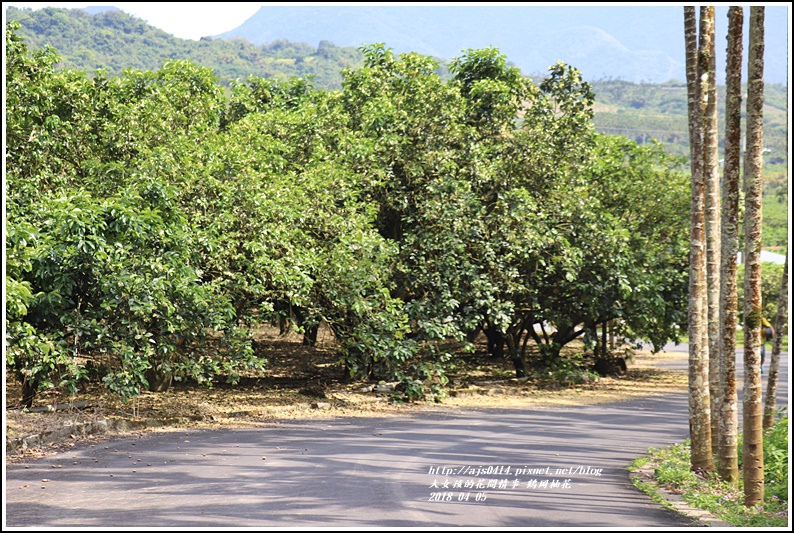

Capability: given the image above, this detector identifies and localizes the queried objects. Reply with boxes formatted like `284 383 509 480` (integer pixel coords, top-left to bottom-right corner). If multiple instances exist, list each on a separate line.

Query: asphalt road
5 349 789 528
654 342 789 404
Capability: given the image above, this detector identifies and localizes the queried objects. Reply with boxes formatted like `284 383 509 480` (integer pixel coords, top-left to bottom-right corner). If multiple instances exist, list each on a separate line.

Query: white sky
4 2 265 40
7 3 791 43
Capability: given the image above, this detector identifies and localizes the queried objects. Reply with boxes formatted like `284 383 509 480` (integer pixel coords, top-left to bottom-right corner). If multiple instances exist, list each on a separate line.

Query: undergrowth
631 411 789 527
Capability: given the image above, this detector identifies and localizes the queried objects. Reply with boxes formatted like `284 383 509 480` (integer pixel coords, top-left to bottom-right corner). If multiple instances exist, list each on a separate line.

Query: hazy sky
4 2 263 40
5 3 792 45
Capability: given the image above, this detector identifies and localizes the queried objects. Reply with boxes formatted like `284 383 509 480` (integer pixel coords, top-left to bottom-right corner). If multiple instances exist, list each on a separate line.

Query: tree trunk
20 377 38 409
601 320 608 357
763 251 787 429
303 323 320 346
717 5 743 485
484 325 505 358
742 5 765 507
505 329 527 378
608 319 615 349
684 6 713 473
700 6 721 453
145 367 173 393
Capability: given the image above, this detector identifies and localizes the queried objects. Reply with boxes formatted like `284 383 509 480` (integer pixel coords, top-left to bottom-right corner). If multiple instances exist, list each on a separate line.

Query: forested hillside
590 79 788 166
4 5 367 89
6 6 786 175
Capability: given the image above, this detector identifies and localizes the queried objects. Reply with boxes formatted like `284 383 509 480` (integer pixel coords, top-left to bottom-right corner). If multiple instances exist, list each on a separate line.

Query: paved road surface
5 349 789 528
655 342 789 405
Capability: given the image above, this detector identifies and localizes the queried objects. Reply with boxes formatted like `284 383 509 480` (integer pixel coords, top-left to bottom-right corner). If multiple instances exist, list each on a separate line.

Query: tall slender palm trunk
684 6 712 473
742 5 765 507
700 6 721 453
717 5 743 485
763 252 787 429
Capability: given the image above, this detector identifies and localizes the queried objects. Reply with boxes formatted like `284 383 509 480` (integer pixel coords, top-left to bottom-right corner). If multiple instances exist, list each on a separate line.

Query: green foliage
736 262 786 324
7 186 260 402
760 413 788 502
582 136 691 351
222 75 315 127
5 27 260 403
762 191 788 249
638 434 788 527
450 47 530 129
541 354 601 386
5 22 701 402
7 5 788 185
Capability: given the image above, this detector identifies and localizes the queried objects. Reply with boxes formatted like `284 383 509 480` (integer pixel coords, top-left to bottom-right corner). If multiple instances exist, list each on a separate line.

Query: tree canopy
6 22 693 404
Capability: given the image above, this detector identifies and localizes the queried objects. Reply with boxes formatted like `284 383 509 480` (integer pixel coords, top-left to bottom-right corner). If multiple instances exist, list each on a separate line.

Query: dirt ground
5 325 688 460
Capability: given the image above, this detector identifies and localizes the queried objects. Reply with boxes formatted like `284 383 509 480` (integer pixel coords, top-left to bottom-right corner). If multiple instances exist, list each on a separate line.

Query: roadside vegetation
631 413 789 527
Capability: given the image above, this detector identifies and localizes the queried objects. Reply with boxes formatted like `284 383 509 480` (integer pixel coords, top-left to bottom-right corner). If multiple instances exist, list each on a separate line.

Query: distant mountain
4 4 787 175
4 6 365 90
215 5 790 85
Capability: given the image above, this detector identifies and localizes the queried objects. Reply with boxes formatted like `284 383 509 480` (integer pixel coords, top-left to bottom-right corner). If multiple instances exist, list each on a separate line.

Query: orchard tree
460 58 689 371
5 21 97 204
5 26 258 403
451 55 599 372
448 47 553 375
576 135 690 354
339 45 485 361
196 75 430 394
